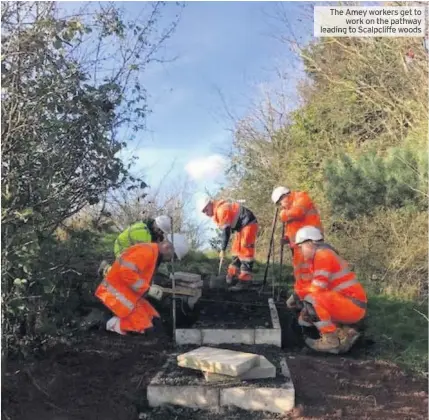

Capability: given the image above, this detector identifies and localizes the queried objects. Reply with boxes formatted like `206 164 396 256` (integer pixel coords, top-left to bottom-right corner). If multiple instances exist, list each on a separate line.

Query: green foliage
224 24 428 311
324 142 428 220
1 1 180 357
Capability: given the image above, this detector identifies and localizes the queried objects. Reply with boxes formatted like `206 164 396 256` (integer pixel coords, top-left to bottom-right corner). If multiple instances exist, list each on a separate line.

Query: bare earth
2 328 428 420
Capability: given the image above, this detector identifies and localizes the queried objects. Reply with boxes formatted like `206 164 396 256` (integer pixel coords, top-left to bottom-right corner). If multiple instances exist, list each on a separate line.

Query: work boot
226 264 239 285
229 281 251 292
305 330 341 354
337 326 361 353
97 260 110 278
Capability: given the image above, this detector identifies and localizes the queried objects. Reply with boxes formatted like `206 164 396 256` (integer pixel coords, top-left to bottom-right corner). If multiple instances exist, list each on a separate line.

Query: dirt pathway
2 329 427 420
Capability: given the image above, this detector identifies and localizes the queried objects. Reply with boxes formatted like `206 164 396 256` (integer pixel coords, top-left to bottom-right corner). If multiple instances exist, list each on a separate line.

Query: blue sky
125 1 313 213
60 1 314 244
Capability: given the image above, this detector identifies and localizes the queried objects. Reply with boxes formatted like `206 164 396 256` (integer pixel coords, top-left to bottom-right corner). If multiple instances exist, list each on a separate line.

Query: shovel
218 256 224 276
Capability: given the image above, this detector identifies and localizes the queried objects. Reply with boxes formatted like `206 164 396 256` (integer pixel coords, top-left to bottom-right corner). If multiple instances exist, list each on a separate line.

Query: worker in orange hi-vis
291 226 367 354
200 197 258 292
271 186 324 304
95 234 189 336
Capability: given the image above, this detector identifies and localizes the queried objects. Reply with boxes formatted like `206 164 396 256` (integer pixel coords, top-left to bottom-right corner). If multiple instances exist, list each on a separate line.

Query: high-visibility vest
305 243 367 309
114 221 152 257
280 191 323 245
95 243 158 318
213 200 242 230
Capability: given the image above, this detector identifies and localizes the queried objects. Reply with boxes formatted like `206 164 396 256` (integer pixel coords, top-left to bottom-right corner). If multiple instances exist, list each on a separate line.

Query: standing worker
95 234 189 336
271 186 323 299
98 215 172 278
200 197 258 292
289 226 367 353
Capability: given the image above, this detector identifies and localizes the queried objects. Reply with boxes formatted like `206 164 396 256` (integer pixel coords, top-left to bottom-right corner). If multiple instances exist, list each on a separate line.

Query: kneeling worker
200 197 258 291
287 226 367 354
95 234 189 335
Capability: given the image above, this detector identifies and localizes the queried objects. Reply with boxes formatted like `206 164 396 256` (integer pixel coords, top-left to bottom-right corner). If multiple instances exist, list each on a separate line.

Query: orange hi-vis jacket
279 191 323 246
212 200 253 231
95 243 159 318
303 244 367 309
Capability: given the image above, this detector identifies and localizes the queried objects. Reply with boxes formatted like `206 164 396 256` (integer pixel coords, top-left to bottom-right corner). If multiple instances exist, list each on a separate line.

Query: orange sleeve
279 209 288 223
283 192 310 223
215 203 233 228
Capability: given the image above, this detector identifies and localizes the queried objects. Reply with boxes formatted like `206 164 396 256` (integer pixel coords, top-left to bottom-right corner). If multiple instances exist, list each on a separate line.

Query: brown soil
2 328 427 420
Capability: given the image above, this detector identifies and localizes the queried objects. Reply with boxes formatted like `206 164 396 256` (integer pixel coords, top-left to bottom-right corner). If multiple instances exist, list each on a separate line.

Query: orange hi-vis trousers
303 291 366 334
228 222 258 281
119 298 160 333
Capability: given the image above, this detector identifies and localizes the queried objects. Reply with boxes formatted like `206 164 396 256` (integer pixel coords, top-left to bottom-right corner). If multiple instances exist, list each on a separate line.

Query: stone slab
254 328 281 347
204 355 276 382
177 279 203 288
147 350 295 414
173 272 202 282
147 385 220 408
201 329 255 345
176 329 202 345
268 298 281 329
177 347 259 377
220 382 295 413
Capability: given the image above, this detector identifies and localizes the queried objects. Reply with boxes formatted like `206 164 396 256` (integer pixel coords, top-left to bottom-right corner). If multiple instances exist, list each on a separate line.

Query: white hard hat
167 233 190 260
295 226 323 245
154 215 172 234
271 186 290 204
198 195 212 213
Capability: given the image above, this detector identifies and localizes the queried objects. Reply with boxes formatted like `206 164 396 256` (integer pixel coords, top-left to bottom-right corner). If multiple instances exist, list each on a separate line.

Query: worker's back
114 221 152 257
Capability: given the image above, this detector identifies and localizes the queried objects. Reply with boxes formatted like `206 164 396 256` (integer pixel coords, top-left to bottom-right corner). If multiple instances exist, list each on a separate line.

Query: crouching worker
95 234 189 336
287 226 367 354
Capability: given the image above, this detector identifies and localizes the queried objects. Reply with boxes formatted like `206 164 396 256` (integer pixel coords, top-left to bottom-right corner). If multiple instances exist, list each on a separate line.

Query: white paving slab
204 355 276 382
147 355 295 414
177 346 259 377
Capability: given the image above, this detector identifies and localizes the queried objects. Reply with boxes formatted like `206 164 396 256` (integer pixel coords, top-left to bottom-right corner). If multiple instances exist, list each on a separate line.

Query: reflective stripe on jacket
95 243 159 317
304 243 367 309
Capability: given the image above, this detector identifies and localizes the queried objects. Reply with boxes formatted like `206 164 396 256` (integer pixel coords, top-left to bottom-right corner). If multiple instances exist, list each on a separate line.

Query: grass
365 293 428 374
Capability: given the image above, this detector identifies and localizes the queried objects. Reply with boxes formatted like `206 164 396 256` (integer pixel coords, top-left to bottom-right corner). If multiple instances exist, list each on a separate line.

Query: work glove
147 284 163 301
219 250 225 259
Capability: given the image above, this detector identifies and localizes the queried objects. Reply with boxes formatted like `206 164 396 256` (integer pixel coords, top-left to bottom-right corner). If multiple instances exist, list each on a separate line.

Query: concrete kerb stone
147 356 295 414
219 357 295 414
175 299 282 347
201 329 255 345
147 359 221 409
268 298 281 329
176 329 202 345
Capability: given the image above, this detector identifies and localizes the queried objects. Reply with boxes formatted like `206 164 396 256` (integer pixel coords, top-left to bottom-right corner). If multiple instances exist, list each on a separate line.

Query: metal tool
260 207 279 293
218 255 224 276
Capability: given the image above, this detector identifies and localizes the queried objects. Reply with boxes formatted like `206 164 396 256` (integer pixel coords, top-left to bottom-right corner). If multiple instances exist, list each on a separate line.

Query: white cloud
184 154 226 181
